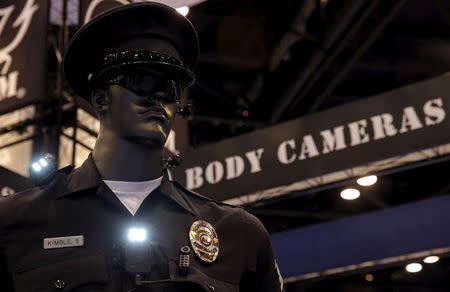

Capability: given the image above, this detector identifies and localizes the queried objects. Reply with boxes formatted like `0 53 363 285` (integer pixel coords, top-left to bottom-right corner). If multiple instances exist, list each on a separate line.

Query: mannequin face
93 71 182 148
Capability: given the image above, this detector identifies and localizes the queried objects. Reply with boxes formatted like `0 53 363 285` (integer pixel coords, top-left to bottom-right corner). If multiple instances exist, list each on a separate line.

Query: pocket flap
14 255 108 292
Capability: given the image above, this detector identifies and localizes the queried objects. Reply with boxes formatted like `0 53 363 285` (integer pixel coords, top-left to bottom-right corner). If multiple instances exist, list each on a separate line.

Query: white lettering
320 126 346 154
205 161 224 184
424 97 445 126
277 139 296 164
245 148 264 173
84 0 128 23
225 156 245 180
0 71 18 99
1 186 14 197
0 0 39 75
185 167 204 189
371 113 397 140
299 135 319 160
399 106 423 133
348 119 370 146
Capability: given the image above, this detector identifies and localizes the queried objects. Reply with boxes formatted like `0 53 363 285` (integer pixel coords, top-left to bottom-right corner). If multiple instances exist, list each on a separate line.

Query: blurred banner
79 0 206 24
0 166 32 196
272 193 450 280
171 74 450 201
0 0 49 115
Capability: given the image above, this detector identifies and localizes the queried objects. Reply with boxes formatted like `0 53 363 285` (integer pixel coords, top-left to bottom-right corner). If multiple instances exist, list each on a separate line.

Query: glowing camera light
128 228 147 242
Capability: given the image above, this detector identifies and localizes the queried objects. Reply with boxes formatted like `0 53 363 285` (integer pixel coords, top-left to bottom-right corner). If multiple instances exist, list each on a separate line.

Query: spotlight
176 6 189 16
30 154 54 173
357 175 378 186
405 263 422 273
30 153 56 186
423 256 439 264
39 158 48 167
128 228 147 242
364 273 374 282
31 162 42 172
340 188 360 200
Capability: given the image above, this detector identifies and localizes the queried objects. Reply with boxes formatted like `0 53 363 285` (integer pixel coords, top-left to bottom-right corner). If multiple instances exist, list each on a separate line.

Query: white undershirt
104 176 163 215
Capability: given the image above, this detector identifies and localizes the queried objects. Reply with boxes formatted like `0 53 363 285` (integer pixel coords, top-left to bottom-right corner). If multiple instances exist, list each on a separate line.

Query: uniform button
52 279 66 289
207 284 215 291
113 256 121 265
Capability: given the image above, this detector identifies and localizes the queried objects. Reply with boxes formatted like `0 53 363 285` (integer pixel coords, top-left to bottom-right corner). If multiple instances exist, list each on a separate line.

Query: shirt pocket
13 255 108 292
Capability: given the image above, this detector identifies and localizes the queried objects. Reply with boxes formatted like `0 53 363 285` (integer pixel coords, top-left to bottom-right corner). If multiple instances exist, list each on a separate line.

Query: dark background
1 0 450 290
0 0 49 114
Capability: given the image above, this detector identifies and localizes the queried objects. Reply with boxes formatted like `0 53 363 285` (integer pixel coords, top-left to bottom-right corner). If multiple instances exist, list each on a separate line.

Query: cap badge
189 220 219 263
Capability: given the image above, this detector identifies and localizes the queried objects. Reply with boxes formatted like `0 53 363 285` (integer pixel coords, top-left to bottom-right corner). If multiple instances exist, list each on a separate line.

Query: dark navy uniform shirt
0 156 283 291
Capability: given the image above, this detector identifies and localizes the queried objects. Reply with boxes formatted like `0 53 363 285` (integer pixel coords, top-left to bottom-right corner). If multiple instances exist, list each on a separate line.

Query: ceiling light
340 188 360 200
405 263 422 273
357 175 378 186
364 273 374 282
423 256 439 264
176 6 189 16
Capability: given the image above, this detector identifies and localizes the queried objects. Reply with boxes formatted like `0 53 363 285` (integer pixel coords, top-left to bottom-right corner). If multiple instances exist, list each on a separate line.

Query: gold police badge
189 220 219 263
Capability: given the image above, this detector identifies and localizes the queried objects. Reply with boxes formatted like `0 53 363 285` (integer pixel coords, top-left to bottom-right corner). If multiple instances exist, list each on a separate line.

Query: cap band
90 50 195 86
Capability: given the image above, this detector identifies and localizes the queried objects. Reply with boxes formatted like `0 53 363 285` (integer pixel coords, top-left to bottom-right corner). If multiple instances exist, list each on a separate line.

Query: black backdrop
0 0 49 114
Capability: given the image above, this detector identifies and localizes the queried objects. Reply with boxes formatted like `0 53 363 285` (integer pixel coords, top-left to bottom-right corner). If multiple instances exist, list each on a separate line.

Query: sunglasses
103 71 183 104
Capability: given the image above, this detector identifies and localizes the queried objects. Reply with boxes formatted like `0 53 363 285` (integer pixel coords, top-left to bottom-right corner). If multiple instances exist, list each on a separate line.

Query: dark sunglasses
103 71 183 104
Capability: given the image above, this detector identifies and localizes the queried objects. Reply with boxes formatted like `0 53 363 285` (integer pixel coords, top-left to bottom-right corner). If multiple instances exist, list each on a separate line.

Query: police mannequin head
63 2 199 180
91 71 182 149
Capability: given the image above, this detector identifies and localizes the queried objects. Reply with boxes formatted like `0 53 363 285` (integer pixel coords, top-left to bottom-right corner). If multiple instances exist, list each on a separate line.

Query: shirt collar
57 154 199 217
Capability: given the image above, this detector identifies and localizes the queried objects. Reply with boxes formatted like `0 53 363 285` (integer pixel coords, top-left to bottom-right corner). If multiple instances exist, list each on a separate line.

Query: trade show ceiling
43 0 450 147
185 0 450 145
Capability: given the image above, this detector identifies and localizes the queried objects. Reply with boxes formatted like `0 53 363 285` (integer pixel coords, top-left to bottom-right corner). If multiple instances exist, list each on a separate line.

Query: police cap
64 2 199 101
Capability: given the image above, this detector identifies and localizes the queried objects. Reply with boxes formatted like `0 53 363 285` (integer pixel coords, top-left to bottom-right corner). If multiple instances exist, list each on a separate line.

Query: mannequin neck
92 130 164 181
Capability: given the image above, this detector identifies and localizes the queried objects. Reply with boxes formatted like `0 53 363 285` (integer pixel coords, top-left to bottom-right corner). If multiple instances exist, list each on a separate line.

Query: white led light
423 256 439 264
405 263 422 273
176 6 189 16
340 188 360 200
39 158 48 167
357 175 378 186
128 228 147 242
32 162 42 172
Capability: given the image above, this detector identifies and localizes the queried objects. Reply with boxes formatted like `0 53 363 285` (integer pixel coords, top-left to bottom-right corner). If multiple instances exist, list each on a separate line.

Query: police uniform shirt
0 155 284 291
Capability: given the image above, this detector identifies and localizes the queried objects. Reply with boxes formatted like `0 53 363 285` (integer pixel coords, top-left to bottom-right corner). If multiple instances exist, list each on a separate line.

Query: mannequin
0 3 284 291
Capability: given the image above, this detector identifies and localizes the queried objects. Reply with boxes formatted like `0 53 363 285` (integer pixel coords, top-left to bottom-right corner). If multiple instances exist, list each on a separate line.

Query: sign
273 193 450 281
0 166 32 196
79 0 207 24
0 0 49 114
171 74 450 201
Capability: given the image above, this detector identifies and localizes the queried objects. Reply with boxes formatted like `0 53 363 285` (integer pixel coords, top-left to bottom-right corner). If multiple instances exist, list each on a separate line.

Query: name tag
43 235 84 249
